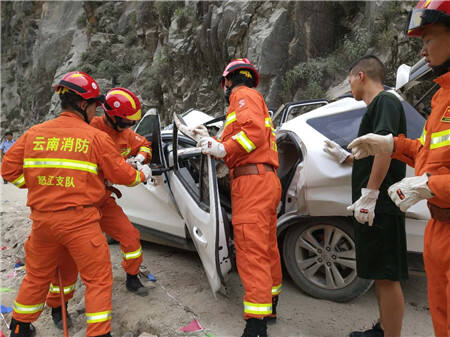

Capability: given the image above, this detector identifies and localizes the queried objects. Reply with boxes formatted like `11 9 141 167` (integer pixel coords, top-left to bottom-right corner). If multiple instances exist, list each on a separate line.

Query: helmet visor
406 8 448 35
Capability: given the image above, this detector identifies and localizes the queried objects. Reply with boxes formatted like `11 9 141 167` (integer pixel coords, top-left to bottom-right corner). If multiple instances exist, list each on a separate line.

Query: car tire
282 217 373 302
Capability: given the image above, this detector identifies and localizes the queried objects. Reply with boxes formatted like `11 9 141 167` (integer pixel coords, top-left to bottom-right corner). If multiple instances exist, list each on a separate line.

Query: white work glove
387 173 434 212
135 154 145 164
347 188 380 226
126 156 138 168
323 139 350 163
192 124 209 138
137 162 152 182
197 137 227 159
347 133 394 160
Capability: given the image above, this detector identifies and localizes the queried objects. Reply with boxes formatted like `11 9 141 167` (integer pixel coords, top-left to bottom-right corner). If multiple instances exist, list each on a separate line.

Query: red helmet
54 71 102 102
406 0 450 37
220 58 260 88
102 88 142 121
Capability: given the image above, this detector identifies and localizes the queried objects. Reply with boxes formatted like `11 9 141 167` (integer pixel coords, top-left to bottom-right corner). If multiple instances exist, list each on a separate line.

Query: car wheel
283 217 372 302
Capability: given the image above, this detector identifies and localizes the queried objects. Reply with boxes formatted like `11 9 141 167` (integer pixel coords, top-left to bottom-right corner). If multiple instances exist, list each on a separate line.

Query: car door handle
192 226 208 247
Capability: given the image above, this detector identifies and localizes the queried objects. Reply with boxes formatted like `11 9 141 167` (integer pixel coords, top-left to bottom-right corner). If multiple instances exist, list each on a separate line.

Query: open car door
117 109 187 241
169 120 232 295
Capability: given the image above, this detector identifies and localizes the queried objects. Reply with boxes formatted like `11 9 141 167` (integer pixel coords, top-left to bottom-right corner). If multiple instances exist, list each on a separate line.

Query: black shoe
51 302 72 330
349 322 384 337
9 318 36 337
264 295 278 324
94 333 112 337
126 273 148 297
241 318 267 337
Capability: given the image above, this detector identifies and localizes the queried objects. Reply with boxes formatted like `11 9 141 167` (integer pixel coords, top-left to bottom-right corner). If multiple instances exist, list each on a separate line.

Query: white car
117 63 431 302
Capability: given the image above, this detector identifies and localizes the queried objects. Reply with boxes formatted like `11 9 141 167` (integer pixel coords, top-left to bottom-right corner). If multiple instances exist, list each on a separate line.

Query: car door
117 109 187 240
169 122 232 295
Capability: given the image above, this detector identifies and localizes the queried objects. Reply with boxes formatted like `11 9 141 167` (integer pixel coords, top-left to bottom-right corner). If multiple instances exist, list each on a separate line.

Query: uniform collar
59 111 85 121
434 71 450 88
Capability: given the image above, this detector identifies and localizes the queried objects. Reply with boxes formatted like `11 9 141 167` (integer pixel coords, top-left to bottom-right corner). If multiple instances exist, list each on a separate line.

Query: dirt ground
0 183 434 337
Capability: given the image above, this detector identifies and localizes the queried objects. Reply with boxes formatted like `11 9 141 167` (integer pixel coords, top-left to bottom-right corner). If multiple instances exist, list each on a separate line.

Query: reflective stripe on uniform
121 148 131 157
243 301 272 315
12 174 25 187
127 170 141 187
49 282 76 294
139 146 152 154
265 118 276 137
121 246 142 260
430 129 450 149
225 111 237 128
13 301 44 314
23 158 98 174
418 128 427 146
232 131 256 153
86 310 112 324
271 283 282 296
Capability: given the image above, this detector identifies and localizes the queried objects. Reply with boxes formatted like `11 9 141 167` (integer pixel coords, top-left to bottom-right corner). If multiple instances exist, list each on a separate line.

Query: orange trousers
46 196 142 308
231 170 282 319
13 207 113 337
423 218 450 337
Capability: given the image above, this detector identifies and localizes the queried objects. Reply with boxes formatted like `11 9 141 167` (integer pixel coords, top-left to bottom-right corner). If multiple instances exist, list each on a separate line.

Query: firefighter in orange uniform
348 2 450 336
2 72 151 337
197 58 282 337
45 87 152 329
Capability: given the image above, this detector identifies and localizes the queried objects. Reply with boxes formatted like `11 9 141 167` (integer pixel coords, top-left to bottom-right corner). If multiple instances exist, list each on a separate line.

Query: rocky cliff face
1 1 420 132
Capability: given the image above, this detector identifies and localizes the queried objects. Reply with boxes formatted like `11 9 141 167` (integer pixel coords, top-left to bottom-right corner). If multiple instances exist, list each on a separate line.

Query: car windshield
306 99 425 148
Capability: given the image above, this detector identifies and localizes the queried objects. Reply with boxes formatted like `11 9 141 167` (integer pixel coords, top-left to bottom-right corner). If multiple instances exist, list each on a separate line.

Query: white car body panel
279 95 429 253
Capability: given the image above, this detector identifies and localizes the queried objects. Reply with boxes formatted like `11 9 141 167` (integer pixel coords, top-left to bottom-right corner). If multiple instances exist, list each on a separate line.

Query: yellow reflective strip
109 90 136 109
232 131 256 153
430 129 450 149
243 301 272 315
418 128 426 146
23 158 98 174
265 118 272 127
12 174 25 187
139 146 151 154
86 310 112 324
121 148 131 157
127 170 141 187
13 301 44 314
225 112 237 127
121 246 142 260
49 283 76 294
272 284 282 295
127 109 141 121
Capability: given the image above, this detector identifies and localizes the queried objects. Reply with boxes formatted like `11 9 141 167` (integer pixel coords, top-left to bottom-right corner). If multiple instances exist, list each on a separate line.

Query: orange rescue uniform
46 115 152 308
392 72 450 337
2 112 145 337
220 86 282 319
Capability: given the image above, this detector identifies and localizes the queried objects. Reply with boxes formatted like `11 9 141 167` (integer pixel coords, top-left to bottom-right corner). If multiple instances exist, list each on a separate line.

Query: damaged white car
117 61 430 302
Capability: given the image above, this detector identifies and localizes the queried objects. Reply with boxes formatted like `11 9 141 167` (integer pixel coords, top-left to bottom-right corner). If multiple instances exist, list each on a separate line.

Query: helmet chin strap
224 85 234 106
431 58 450 77
67 100 90 123
105 112 121 132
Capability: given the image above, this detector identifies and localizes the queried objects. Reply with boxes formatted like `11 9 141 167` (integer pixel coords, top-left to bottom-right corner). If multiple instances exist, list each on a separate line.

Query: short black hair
5 131 12 136
349 55 385 83
59 91 84 110
226 69 256 88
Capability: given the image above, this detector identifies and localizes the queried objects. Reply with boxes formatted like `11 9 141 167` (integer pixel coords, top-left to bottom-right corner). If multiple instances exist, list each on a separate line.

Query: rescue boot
264 295 278 324
349 322 384 337
51 302 72 330
9 318 36 337
126 273 148 296
241 318 267 337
